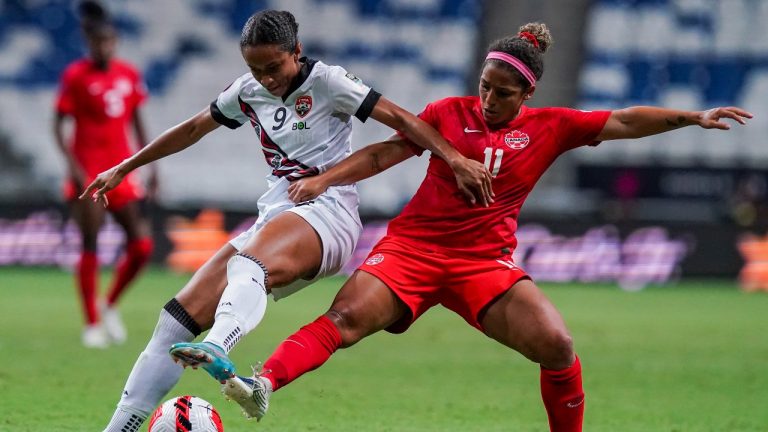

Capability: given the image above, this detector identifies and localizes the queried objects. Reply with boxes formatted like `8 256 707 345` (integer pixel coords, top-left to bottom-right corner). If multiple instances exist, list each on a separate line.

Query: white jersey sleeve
325 66 380 122
210 74 251 129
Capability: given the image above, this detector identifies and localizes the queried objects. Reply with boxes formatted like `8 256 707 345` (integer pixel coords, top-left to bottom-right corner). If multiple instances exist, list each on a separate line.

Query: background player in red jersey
53 1 155 348
223 23 753 431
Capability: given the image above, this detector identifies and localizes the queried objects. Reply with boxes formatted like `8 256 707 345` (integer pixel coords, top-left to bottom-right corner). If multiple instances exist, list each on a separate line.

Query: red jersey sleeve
554 108 611 152
396 102 441 156
55 66 77 115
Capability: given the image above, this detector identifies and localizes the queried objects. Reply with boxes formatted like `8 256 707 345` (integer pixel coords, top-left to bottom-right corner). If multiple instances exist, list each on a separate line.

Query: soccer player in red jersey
53 1 155 348
224 23 753 430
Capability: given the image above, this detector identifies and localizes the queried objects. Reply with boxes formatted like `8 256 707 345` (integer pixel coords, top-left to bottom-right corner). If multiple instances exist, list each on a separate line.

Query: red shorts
64 173 144 211
358 235 529 333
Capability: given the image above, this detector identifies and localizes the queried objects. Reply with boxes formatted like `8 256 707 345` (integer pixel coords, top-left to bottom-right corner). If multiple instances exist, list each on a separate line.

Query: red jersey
390 96 611 258
55 58 147 175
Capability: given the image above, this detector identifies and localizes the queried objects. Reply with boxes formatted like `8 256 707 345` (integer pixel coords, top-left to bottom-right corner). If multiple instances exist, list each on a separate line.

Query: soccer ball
148 395 224 432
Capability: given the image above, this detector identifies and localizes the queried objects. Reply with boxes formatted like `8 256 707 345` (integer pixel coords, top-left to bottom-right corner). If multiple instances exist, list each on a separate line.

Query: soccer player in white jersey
83 9 493 432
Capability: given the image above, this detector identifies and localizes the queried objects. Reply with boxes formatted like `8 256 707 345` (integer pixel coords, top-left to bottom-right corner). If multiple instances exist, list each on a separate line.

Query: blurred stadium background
2 0 767 288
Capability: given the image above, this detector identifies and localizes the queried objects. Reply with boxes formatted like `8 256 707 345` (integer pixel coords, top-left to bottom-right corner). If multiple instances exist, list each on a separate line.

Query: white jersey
216 59 375 300
210 58 380 180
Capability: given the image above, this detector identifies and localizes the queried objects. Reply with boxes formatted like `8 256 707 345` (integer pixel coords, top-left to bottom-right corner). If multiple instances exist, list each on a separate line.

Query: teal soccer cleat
169 342 236 382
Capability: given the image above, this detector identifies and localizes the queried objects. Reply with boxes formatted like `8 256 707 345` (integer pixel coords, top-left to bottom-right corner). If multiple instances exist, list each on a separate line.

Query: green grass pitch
1 267 767 431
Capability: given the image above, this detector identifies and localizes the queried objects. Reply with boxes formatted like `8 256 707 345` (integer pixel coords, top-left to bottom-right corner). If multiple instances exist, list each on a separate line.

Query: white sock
102 409 144 432
103 308 195 432
204 254 268 353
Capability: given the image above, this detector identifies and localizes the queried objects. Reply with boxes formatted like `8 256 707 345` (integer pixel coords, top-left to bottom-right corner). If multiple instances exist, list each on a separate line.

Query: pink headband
485 51 536 86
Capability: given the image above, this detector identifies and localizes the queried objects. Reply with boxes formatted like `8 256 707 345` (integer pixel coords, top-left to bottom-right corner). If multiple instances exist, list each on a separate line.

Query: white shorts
229 176 362 301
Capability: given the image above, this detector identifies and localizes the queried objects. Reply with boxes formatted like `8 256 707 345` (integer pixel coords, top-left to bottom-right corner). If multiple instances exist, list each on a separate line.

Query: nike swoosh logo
464 127 483 133
566 399 584 408
285 338 306 349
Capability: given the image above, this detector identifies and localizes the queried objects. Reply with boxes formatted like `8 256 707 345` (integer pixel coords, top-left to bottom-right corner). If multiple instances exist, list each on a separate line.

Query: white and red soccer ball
148 395 224 432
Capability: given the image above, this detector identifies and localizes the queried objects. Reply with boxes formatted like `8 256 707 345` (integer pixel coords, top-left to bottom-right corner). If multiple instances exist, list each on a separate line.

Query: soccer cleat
169 342 236 382
100 303 127 344
81 324 109 349
222 374 272 421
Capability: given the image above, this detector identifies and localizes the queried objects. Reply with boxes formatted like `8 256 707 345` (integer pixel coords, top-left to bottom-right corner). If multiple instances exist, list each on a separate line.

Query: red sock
262 315 342 391
106 237 153 306
77 251 99 325
540 355 584 432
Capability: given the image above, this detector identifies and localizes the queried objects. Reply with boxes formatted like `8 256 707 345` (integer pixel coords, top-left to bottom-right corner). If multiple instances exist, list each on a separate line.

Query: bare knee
325 307 368 348
262 258 303 289
244 252 315 289
537 330 575 370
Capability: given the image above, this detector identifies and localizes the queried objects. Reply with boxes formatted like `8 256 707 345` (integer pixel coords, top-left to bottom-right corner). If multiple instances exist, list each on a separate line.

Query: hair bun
518 22 552 53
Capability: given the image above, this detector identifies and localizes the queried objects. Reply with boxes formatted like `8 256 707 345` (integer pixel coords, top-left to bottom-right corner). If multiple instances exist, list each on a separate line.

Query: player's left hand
287 176 329 203
451 157 494 207
698 107 753 130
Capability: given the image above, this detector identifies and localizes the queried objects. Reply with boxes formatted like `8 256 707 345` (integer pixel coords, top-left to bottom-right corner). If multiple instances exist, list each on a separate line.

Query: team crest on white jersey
365 253 384 265
295 95 312 118
504 130 530 150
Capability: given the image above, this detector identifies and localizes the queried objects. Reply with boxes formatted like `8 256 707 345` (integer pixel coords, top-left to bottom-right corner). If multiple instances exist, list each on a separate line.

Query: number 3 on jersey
483 147 503 178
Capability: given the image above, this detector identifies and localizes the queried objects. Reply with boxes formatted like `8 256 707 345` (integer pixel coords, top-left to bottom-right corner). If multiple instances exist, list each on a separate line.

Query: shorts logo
504 130 530 150
365 253 384 265
295 95 312 118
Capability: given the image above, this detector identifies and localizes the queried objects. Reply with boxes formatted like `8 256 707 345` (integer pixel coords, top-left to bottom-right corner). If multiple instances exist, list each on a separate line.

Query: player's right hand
79 165 126 207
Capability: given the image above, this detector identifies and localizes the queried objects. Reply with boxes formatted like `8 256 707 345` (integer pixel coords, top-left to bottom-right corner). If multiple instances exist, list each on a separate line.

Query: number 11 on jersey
483 147 503 178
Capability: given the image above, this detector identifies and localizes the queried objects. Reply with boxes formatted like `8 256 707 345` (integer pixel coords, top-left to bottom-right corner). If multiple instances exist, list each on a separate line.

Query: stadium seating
0 0 480 211
578 0 768 167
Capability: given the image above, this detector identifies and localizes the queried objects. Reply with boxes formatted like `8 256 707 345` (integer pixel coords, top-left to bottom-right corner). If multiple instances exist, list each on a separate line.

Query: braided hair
240 10 299 52
485 23 553 90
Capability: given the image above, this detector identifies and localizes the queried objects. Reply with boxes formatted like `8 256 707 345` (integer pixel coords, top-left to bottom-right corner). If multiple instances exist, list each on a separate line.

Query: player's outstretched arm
369 97 494 207
287 137 413 203
80 107 220 206
596 106 753 141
